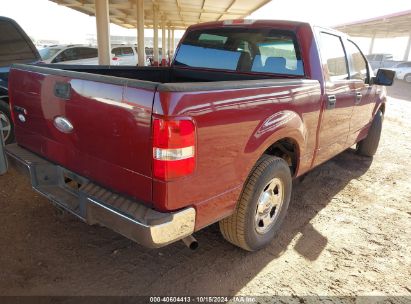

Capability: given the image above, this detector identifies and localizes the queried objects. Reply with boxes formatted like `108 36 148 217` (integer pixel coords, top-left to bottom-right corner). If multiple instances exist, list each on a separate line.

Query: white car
390 62 411 83
39 44 141 66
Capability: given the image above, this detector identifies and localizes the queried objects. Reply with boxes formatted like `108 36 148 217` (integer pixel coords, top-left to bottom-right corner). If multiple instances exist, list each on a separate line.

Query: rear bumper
4 144 196 248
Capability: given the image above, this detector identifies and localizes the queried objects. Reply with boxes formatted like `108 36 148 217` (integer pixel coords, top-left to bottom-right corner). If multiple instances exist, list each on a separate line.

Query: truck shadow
95 148 372 295
0 148 373 296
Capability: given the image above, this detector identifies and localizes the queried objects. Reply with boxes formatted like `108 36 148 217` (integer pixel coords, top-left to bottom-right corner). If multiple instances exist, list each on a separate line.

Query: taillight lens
153 118 196 180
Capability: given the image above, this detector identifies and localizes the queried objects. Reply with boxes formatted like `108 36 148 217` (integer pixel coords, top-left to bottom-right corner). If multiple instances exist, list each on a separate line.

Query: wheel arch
244 110 305 179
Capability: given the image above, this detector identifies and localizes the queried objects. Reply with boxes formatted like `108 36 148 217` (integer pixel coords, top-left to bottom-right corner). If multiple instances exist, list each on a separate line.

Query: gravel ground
0 82 410 297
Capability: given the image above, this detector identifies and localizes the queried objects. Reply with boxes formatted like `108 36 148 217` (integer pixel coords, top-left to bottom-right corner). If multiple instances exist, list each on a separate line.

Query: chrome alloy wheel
0 111 11 142
405 74 411 83
255 177 284 234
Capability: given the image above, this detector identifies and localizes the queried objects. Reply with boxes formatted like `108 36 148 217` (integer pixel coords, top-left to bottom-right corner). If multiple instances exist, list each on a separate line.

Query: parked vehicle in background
112 45 139 65
39 44 143 66
39 45 100 65
2 20 395 252
366 53 399 71
0 16 41 145
145 47 163 65
389 61 411 83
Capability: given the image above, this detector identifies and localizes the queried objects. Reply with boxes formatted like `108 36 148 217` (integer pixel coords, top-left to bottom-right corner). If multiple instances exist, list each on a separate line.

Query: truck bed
9 63 314 212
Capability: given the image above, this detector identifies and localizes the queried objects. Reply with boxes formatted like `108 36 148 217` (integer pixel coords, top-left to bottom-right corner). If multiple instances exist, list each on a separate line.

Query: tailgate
8 64 157 203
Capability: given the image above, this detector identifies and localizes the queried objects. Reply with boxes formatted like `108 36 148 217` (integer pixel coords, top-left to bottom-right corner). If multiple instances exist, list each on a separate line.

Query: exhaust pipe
182 235 198 250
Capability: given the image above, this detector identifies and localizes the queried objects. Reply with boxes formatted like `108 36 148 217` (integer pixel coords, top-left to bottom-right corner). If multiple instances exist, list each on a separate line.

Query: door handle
327 95 336 109
355 92 362 104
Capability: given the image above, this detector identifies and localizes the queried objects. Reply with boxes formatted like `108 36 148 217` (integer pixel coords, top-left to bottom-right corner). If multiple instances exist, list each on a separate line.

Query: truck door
314 31 355 166
345 39 377 145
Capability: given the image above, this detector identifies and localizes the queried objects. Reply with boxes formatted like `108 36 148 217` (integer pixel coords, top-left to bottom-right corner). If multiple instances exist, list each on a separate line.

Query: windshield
174 27 304 76
39 48 61 60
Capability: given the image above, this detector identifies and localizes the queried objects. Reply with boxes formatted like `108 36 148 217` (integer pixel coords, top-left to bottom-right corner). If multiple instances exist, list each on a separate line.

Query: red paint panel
9 68 154 203
152 82 322 221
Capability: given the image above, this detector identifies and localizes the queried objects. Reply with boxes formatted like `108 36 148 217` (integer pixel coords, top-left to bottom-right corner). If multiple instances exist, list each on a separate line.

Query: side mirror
372 69 395 86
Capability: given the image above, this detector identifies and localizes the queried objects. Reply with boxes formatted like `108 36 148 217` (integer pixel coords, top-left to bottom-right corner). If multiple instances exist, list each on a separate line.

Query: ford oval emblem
54 117 74 133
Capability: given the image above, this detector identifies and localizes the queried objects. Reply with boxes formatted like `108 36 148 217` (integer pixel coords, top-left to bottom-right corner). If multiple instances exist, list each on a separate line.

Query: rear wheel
357 110 383 157
0 100 14 145
404 74 411 83
219 155 292 251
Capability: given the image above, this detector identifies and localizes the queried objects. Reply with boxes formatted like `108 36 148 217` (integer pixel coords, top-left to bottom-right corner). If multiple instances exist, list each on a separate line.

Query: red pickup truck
0 20 394 251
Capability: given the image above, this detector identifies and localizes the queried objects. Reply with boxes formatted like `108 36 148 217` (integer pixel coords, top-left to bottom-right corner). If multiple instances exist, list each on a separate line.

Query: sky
1 0 411 59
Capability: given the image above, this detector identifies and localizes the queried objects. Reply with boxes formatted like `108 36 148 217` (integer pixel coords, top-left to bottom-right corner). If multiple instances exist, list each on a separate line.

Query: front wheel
219 155 292 251
404 74 411 83
0 100 14 145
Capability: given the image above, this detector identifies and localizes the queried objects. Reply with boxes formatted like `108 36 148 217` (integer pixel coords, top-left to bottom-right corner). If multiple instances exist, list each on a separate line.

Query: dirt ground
0 82 410 297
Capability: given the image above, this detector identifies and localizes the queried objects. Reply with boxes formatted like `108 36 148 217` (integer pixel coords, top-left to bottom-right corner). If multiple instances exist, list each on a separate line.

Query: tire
357 110 383 157
0 100 14 145
219 155 292 251
404 74 411 83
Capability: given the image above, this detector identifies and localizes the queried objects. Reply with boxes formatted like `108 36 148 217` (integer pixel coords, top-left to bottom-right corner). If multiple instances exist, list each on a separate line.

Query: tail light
152 118 196 180
112 57 119 61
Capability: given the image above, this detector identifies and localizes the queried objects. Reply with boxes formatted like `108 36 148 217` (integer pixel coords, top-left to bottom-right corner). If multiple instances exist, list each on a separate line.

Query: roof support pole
368 33 376 55
95 0 111 65
403 32 411 61
167 27 171 64
136 0 145 66
171 28 175 57
153 6 159 66
161 18 166 66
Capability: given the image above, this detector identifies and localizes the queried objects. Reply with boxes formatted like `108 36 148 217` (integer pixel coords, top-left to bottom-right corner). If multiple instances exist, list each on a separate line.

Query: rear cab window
174 27 304 76
112 47 134 57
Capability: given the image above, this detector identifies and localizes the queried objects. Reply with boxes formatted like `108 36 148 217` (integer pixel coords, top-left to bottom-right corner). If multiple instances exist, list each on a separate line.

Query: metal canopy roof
335 10 411 38
51 0 271 30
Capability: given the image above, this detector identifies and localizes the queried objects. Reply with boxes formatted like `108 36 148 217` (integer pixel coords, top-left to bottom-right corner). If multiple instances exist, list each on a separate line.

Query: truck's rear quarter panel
9 67 155 203
153 80 321 229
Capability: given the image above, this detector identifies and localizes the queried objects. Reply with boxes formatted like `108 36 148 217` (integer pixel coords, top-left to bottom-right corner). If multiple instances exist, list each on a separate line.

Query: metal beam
404 32 411 61
136 0 145 66
153 6 159 65
167 27 171 64
51 0 271 30
171 29 175 57
161 18 166 66
95 0 111 65
368 32 376 55
217 0 236 21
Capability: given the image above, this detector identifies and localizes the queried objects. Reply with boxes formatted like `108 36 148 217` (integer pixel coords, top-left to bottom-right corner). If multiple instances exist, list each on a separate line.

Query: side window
346 40 368 81
112 47 122 57
122 47 133 56
198 33 228 46
319 32 348 81
78 47 98 59
54 48 78 62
